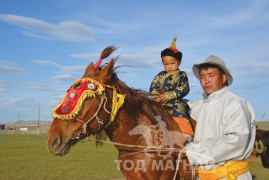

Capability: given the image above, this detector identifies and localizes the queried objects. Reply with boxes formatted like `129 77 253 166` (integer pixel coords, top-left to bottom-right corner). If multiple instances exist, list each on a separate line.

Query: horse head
47 46 118 156
128 123 150 136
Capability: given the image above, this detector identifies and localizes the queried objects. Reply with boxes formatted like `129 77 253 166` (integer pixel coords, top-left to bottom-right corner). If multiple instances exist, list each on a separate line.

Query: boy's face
162 56 180 73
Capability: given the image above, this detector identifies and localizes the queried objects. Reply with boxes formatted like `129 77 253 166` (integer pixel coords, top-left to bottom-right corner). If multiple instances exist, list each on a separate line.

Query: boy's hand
154 94 166 103
158 94 166 102
153 97 162 103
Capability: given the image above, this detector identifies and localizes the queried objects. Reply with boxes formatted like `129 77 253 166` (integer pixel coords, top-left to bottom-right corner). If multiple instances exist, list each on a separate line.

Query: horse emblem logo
128 115 185 157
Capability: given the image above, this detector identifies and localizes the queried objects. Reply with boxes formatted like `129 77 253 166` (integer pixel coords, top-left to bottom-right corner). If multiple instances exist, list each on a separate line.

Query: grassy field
0 134 123 180
0 134 268 180
256 121 269 131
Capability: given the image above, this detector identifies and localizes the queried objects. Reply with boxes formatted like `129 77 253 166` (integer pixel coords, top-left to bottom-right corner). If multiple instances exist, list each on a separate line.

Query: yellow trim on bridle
108 90 125 125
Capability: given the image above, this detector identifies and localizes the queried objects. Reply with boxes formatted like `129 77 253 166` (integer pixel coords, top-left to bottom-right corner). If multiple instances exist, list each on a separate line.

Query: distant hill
1 120 51 126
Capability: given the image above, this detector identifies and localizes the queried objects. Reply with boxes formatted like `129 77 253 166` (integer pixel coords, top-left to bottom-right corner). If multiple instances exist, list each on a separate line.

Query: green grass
256 121 269 131
0 134 123 180
249 160 269 180
0 134 268 180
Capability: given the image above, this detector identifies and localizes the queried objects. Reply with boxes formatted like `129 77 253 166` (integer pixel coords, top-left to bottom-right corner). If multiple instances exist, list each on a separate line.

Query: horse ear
83 62 98 77
100 59 115 83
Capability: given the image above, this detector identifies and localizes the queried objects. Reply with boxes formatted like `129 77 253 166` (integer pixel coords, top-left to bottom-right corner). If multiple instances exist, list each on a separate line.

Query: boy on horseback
149 36 194 141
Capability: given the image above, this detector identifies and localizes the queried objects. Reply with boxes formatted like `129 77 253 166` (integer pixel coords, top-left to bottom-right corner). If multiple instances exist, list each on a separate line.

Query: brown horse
261 130 269 168
47 46 194 179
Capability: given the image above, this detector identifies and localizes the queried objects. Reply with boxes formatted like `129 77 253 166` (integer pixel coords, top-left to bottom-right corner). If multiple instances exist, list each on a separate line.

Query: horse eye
87 83 97 90
74 81 81 89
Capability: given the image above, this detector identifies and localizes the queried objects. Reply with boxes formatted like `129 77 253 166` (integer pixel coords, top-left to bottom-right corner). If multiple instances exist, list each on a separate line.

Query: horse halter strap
76 88 125 140
72 93 111 140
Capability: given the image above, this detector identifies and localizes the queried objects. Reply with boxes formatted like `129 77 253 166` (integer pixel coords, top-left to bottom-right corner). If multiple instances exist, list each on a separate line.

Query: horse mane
109 70 174 128
95 45 173 128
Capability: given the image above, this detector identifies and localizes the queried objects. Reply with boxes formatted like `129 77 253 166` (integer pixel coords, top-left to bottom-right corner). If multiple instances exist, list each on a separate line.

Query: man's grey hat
192 55 233 86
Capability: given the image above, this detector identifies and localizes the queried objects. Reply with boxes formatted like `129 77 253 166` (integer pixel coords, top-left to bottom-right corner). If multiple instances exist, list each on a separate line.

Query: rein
88 137 184 152
83 138 195 180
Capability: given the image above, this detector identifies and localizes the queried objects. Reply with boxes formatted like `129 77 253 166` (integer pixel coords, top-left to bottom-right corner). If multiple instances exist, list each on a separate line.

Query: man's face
199 67 227 95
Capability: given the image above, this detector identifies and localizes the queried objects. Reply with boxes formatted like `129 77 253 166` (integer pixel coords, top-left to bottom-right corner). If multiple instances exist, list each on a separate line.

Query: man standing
185 55 256 179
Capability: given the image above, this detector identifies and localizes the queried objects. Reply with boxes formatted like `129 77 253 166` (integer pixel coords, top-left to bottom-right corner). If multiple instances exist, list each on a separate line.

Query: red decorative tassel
94 58 103 69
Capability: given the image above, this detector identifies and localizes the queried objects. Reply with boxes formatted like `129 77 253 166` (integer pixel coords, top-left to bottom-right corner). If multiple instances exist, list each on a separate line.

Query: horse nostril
52 135 61 149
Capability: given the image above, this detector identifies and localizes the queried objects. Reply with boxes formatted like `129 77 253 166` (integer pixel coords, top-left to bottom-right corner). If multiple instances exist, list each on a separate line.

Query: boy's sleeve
149 74 160 98
164 71 190 101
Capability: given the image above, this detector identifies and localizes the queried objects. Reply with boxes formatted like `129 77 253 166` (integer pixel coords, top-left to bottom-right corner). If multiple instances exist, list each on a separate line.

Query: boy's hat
192 55 233 86
161 36 182 61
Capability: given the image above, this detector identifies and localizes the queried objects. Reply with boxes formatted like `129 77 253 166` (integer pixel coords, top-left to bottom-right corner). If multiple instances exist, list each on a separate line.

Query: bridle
67 82 116 141
70 89 112 140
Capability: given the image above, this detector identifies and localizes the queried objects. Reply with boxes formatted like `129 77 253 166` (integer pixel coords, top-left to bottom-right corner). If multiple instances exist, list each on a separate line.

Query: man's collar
202 86 228 102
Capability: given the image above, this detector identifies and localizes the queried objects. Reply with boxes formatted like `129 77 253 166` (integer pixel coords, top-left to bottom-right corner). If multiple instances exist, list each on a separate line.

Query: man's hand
180 148 187 157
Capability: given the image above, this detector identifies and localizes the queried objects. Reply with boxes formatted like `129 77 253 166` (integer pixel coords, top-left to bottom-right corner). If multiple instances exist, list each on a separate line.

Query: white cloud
31 60 61 68
32 48 160 75
21 30 53 40
0 60 26 75
232 62 269 77
0 83 7 92
0 14 94 42
5 97 31 105
20 82 51 91
31 60 86 73
208 0 268 29
51 74 74 81
62 66 86 72
69 53 92 60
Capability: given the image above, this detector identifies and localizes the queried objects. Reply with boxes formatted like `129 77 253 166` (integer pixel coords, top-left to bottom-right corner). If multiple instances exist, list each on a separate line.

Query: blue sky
0 0 269 122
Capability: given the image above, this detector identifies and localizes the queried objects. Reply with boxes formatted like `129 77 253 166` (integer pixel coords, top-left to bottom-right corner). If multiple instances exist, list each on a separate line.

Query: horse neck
103 80 179 149
104 109 153 147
